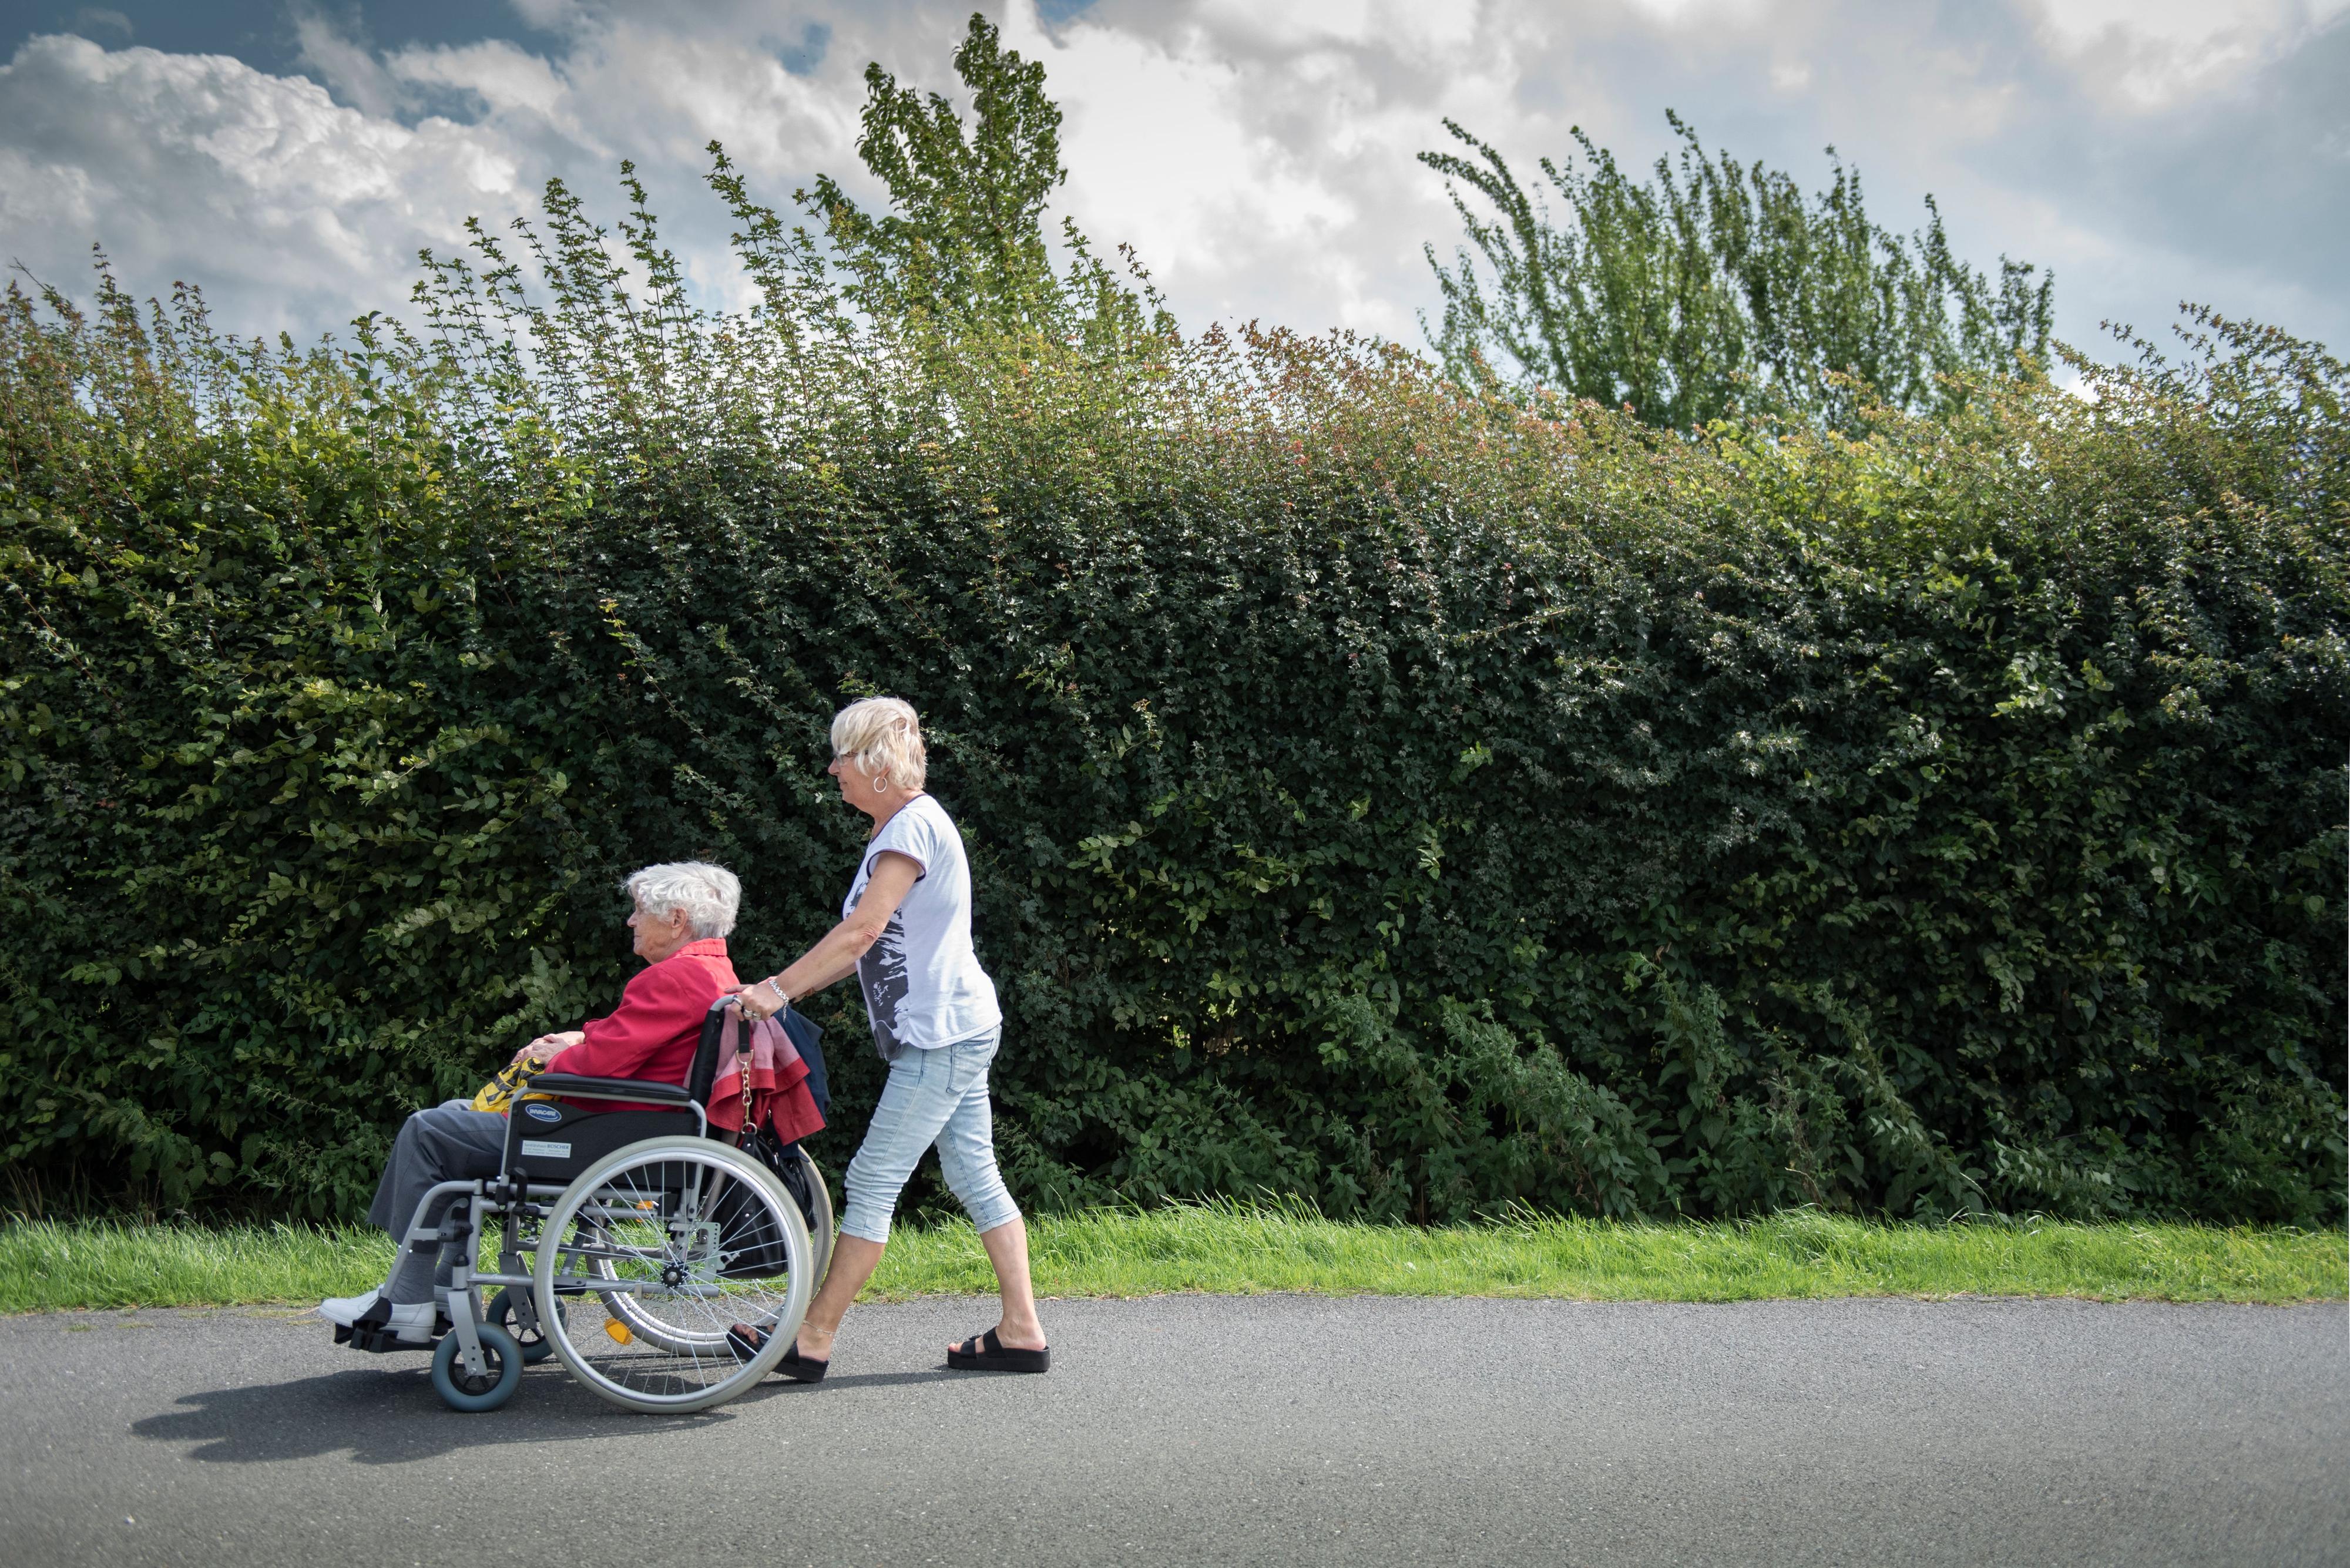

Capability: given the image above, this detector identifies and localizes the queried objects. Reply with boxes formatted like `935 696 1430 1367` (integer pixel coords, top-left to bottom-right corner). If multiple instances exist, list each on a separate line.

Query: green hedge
2 213 2343 1223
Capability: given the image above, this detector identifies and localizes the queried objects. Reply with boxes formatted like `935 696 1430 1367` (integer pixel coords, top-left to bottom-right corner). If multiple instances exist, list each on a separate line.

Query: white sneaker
384 1301 438 1344
318 1292 437 1343
317 1290 387 1328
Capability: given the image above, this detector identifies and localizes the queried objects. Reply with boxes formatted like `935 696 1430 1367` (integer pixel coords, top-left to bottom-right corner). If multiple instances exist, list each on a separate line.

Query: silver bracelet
764 978 788 1009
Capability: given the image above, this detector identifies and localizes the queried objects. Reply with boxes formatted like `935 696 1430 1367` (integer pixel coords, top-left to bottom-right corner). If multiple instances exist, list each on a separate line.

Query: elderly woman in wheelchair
315 861 830 1413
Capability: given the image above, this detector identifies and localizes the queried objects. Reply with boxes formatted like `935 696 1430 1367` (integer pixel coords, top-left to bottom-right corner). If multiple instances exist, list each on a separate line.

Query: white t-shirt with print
843 794 1002 1056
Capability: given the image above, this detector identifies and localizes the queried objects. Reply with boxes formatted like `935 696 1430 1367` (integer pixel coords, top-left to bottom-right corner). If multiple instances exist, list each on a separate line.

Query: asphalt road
0 1295 2341 1567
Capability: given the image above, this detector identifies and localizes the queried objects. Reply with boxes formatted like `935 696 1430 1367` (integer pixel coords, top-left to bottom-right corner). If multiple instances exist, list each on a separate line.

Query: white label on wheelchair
520 1140 573 1159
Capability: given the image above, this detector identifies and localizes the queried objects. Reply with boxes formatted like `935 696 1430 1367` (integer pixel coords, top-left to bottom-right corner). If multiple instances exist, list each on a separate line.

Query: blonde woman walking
729 697 1048 1379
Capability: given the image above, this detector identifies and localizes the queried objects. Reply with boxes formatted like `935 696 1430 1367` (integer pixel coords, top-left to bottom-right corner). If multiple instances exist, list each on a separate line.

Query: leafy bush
1421 111 2054 431
2 21 2342 1224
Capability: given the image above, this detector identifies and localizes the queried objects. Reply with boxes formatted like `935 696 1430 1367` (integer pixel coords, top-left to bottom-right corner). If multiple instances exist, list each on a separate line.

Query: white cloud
1016 15 1358 318
2023 0 2337 107
291 8 408 120
0 35 522 334
0 0 2339 365
390 39 569 120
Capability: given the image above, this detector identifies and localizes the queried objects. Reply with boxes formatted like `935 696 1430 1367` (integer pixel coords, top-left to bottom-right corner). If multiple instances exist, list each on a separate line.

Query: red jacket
548 938 738 1112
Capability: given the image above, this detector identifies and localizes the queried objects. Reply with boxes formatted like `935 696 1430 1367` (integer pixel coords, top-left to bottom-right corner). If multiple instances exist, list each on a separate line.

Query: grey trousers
365 1099 509 1304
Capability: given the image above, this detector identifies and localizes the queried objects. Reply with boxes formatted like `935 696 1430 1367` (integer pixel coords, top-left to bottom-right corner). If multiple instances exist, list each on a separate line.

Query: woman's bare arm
736 851 921 1019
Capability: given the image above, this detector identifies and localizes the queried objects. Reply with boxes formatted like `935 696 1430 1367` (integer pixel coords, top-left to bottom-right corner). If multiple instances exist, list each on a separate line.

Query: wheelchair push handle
694 986 828 1124
690 992 750 1106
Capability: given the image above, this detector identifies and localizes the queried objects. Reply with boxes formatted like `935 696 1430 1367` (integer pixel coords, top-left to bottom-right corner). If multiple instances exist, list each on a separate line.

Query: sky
1 0 2344 367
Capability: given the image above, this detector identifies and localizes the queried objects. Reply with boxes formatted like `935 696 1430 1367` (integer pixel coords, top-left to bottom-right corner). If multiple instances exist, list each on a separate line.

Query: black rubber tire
486 1287 555 1365
536 1138 808 1413
790 1149 835 1282
431 1322 522 1412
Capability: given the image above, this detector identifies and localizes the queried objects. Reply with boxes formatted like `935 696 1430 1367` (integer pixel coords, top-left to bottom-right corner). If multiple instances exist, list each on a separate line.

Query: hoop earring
874 778 885 793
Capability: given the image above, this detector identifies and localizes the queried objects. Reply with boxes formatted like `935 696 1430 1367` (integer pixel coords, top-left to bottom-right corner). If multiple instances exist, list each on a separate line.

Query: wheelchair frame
341 999 828 1414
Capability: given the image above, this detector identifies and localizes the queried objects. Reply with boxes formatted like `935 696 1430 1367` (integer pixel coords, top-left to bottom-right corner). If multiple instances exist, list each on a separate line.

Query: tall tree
1421 112 2054 430
797 12 1164 352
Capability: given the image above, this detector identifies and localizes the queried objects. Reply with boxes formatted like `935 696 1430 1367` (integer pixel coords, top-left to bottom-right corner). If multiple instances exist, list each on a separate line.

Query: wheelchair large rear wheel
593 1144 833 1355
533 1138 814 1413
795 1149 835 1283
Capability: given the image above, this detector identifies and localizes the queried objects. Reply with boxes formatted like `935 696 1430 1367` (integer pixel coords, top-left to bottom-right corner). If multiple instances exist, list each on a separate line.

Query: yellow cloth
471 1056 548 1114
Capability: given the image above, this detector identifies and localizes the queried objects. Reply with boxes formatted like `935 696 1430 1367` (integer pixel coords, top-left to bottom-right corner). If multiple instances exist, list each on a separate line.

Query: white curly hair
622 861 741 938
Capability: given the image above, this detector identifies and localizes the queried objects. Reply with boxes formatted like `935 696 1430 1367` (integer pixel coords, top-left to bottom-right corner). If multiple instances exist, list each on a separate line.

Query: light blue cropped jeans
839 1026 1020 1245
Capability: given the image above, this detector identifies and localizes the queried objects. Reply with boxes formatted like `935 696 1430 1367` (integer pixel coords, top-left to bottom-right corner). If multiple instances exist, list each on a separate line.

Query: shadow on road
129 1363 795 1464
812 1367 961 1390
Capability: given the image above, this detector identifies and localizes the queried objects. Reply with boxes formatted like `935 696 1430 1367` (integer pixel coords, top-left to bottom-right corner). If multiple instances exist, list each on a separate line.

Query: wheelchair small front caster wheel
432 1323 522 1412
487 1287 555 1365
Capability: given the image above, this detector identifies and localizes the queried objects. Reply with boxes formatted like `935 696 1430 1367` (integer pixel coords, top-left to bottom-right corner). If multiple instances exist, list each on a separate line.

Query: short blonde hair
830 696 927 792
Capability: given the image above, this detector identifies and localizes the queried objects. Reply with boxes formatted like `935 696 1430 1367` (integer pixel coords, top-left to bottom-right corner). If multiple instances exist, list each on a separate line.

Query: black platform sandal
946 1328 1049 1374
726 1322 828 1383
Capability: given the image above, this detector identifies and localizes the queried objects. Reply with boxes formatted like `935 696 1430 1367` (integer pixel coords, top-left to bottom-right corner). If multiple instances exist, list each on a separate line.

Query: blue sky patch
1 0 558 83
775 19 828 77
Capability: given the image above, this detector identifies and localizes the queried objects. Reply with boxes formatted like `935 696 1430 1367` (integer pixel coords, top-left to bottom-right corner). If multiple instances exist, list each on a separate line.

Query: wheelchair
338 998 834 1415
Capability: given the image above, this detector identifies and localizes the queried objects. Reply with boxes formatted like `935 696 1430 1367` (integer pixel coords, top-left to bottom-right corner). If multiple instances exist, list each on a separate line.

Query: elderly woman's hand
516 1031 583 1065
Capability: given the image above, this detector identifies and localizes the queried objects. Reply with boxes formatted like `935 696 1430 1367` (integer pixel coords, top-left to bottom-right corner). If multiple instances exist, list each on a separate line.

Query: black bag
712 1127 821 1279
712 1154 793 1282
744 1125 822 1234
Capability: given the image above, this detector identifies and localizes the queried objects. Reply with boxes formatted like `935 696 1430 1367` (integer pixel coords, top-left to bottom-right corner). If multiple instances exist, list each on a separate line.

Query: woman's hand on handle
735 977 789 1023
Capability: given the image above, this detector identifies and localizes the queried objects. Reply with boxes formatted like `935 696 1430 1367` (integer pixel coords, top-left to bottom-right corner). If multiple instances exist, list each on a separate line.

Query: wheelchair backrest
687 999 734 1107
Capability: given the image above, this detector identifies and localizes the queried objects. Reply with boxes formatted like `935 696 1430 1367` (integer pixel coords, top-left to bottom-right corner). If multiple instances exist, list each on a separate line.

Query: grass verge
877 1204 2345 1305
2 1204 2340 1314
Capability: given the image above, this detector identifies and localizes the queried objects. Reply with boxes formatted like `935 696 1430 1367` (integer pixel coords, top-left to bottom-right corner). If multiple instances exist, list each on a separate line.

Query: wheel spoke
534 1141 813 1412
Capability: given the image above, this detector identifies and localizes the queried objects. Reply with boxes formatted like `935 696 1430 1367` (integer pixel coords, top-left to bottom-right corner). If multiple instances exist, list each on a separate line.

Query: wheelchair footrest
334 1315 450 1354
